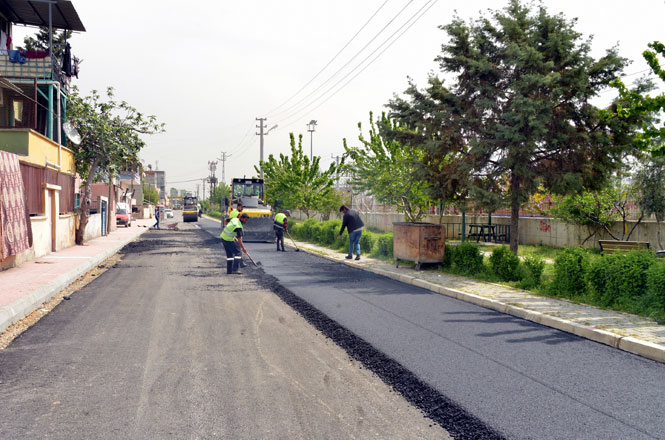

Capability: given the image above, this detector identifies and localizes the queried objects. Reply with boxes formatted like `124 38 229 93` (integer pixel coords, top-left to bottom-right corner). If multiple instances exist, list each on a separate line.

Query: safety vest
229 209 240 219
274 212 286 225
221 217 243 241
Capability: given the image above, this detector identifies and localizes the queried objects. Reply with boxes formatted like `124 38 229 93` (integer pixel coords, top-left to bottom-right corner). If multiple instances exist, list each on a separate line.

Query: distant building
144 170 166 201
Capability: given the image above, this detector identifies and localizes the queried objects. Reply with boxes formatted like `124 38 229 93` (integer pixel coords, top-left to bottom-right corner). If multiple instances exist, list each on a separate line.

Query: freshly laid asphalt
199 217 665 440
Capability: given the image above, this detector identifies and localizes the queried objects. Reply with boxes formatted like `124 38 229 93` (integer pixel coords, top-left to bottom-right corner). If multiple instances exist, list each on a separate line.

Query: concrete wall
83 213 103 242
293 210 665 250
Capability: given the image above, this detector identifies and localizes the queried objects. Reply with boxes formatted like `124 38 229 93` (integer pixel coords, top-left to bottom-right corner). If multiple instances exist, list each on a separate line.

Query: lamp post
307 120 317 161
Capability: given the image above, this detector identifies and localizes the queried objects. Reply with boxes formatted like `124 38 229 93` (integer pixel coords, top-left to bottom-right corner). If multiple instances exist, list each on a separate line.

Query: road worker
273 210 291 252
228 202 244 221
220 213 249 274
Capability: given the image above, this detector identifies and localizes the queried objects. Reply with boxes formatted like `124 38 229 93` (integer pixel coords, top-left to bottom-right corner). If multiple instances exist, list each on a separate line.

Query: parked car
116 207 132 227
165 209 174 219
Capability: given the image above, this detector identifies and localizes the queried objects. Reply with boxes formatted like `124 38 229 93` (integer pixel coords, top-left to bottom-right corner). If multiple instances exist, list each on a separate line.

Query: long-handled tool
244 249 262 267
286 231 300 252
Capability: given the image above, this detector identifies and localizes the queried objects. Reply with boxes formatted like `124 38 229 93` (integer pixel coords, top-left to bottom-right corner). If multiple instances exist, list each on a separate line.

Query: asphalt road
198 216 665 440
0 215 450 440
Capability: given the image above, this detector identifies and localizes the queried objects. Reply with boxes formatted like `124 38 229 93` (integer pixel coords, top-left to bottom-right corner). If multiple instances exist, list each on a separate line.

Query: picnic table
467 223 497 243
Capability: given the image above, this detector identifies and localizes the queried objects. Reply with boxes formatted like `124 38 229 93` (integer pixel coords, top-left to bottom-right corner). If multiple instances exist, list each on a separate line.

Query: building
144 170 165 202
0 1 85 270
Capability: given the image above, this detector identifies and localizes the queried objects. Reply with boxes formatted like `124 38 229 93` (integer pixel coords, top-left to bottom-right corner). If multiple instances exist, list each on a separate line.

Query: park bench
598 240 650 254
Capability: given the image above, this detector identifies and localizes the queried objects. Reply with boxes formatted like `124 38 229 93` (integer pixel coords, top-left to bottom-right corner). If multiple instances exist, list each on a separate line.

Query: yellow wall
0 128 75 175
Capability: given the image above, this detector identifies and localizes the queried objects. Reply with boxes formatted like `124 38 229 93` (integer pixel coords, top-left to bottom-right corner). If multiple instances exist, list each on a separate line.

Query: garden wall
292 211 665 250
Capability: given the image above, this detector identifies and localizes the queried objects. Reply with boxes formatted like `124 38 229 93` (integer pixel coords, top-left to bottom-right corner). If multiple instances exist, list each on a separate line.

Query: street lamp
307 120 317 161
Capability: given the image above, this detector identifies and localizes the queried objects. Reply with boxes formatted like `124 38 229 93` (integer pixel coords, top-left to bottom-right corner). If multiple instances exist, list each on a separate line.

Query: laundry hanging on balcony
0 151 32 259
62 42 72 77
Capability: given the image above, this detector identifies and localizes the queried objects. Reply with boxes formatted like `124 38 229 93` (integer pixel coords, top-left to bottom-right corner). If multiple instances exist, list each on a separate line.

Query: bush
290 222 303 239
360 231 376 254
315 220 338 245
522 255 545 287
442 244 457 268
551 247 590 297
489 246 521 281
588 251 656 307
453 242 484 274
647 262 665 301
300 218 319 241
374 233 394 258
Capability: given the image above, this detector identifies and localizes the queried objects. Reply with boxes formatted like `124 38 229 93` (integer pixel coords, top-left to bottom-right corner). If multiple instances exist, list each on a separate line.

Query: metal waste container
393 222 446 270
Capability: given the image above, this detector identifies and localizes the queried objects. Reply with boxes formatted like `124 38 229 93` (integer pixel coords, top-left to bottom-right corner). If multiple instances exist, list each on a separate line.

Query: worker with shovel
221 213 250 274
273 210 291 252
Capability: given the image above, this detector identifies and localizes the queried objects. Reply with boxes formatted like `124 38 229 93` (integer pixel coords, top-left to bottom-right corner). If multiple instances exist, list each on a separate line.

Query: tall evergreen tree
23 27 72 57
388 0 643 253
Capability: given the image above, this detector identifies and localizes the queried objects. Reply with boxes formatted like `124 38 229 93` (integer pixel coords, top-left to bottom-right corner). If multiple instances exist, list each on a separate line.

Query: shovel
244 249 262 267
286 231 300 252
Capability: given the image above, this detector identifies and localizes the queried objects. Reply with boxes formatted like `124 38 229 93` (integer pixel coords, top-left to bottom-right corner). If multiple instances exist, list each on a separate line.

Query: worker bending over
221 213 250 274
273 210 291 251
226 202 244 225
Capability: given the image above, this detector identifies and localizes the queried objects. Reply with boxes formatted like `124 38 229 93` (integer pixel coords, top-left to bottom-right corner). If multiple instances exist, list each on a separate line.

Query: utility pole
256 117 267 180
307 120 317 161
218 151 231 186
208 160 218 206
196 183 200 199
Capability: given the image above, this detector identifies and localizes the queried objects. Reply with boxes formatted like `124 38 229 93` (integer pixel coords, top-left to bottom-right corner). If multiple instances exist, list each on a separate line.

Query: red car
116 207 132 227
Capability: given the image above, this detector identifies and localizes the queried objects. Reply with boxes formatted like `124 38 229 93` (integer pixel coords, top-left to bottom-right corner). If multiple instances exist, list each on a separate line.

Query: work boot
355 255 361 260
231 270 243 275
345 255 352 259
240 261 247 268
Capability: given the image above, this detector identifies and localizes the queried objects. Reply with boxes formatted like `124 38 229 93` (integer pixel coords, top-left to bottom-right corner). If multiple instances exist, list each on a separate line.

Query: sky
12 0 665 195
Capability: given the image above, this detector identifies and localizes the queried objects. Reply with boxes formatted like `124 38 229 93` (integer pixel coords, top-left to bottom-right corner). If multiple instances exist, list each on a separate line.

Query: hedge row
551 248 665 317
289 219 664 322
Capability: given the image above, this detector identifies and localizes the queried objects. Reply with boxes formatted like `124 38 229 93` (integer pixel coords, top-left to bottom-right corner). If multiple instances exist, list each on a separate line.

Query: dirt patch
244 265 505 440
0 253 124 350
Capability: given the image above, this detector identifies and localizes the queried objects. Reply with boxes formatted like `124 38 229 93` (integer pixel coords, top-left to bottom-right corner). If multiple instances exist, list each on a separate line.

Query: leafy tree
387 0 643 254
67 87 164 244
257 133 340 218
210 182 230 210
317 189 350 220
549 179 642 244
143 186 160 205
343 112 432 222
607 41 665 155
23 27 72 57
635 156 665 249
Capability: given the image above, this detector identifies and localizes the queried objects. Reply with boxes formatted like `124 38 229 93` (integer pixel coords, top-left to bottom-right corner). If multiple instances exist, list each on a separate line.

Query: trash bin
393 222 446 270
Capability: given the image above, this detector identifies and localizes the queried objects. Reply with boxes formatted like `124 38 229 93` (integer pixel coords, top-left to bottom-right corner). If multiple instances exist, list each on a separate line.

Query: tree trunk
75 161 99 245
107 175 113 233
658 217 663 250
509 174 520 255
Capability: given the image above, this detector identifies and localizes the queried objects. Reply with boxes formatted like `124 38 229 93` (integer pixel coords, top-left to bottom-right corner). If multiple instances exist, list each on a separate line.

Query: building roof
0 0 85 32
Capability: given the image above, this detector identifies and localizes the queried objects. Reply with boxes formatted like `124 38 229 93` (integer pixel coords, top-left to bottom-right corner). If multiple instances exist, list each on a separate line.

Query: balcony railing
0 53 68 88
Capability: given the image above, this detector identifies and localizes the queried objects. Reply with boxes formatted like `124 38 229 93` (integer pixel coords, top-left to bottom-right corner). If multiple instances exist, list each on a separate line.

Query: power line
276 0 438 130
264 0 391 117
267 0 415 121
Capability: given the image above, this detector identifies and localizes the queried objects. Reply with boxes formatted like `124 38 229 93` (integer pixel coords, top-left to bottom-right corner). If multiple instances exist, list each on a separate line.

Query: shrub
360 231 376 254
551 247 590 297
375 233 394 258
523 255 545 287
588 251 656 307
442 244 457 268
300 218 318 241
489 246 521 281
290 222 303 239
453 242 484 274
316 220 338 245
647 262 665 302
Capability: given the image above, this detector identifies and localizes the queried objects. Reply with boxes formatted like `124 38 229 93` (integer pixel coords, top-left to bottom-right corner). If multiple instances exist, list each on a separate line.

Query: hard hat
285 210 291 215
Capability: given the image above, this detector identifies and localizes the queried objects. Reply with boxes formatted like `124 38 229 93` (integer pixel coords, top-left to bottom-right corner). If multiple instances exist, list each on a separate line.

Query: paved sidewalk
0 219 153 333
289 239 665 364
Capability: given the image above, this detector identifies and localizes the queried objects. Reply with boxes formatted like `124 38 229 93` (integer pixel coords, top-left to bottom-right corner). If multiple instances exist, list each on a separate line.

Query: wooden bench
598 240 650 254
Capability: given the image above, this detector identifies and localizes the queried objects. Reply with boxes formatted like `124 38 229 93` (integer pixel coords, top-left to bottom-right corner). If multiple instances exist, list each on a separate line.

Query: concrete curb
290 243 665 364
0 227 151 334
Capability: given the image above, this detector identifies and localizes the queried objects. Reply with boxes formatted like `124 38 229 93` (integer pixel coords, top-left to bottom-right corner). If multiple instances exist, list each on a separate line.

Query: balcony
0 53 68 89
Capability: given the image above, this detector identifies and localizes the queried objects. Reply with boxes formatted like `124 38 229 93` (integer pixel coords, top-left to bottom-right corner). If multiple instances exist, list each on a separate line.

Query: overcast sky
13 0 665 194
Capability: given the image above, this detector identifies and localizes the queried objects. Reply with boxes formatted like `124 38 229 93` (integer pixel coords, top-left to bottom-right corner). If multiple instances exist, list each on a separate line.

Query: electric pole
307 120 317 161
208 160 217 204
256 117 267 180
219 151 231 185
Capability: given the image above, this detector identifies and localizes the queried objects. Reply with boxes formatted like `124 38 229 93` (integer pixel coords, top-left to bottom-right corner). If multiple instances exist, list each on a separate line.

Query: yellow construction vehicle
227 178 273 242
182 194 199 222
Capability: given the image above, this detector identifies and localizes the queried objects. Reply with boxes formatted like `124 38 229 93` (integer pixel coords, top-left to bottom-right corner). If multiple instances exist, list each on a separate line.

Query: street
197 216 665 440
0 214 449 440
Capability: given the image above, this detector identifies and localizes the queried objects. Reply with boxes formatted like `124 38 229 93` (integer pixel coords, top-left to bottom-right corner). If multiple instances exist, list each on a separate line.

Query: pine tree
387 0 645 254
23 27 72 57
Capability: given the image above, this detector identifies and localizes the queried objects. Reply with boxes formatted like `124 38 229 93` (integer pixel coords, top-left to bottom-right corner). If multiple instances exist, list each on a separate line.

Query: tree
549 180 642 245
23 27 72 57
635 156 665 249
144 186 160 205
607 41 665 155
67 87 164 244
387 0 642 254
210 182 230 211
343 112 432 222
257 133 340 218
